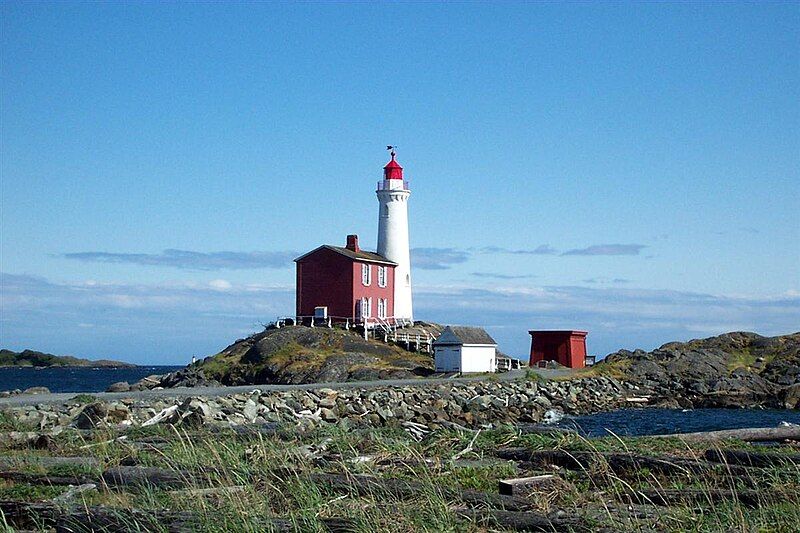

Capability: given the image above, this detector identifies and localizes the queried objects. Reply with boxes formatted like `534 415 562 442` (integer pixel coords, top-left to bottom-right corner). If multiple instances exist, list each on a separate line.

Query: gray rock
106 381 131 393
242 399 259 422
73 402 109 429
23 387 50 395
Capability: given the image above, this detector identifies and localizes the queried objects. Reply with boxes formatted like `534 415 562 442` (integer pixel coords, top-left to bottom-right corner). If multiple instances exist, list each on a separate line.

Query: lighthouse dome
383 154 404 180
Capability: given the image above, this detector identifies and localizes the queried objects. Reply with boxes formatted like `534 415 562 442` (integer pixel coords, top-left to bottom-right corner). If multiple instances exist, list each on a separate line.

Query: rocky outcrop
2 377 635 434
149 325 435 388
599 332 799 409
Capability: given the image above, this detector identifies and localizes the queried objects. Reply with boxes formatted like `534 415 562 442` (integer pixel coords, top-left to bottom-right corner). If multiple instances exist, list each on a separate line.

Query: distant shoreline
0 348 137 369
0 364 139 369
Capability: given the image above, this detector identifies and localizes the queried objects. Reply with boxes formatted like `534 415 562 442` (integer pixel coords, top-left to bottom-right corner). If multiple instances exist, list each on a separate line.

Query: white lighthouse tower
377 147 413 324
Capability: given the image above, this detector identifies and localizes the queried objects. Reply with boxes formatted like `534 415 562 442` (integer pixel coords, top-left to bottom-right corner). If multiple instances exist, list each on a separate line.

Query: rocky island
0 349 135 369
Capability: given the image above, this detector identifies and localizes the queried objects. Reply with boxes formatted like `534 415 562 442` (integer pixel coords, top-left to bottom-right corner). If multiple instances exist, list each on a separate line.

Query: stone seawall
5 377 638 433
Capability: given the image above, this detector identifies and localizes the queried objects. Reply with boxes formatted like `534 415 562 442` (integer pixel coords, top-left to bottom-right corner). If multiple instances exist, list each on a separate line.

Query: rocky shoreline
600 331 800 410
5 377 638 435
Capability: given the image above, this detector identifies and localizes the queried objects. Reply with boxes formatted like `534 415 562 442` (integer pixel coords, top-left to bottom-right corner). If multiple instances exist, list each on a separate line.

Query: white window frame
377 298 386 319
377 266 387 287
365 297 372 318
361 263 372 286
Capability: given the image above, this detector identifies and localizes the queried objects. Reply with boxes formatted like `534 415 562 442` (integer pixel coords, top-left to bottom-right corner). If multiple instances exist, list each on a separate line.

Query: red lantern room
383 148 403 180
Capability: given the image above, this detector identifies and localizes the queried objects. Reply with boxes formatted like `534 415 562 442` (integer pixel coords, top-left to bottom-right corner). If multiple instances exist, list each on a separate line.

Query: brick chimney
346 234 360 252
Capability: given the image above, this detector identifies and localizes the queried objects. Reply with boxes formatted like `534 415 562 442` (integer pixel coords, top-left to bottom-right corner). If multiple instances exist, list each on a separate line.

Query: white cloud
1 272 797 364
209 279 232 291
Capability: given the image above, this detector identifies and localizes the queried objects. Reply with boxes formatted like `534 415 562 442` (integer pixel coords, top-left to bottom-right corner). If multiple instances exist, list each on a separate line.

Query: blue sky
1 3 798 364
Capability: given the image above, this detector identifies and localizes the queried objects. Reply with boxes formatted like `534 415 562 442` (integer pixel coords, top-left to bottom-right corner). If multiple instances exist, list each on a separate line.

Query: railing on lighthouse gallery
376 180 410 191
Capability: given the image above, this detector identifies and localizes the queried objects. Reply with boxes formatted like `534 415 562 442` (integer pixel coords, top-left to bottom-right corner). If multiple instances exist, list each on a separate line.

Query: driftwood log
496 448 752 476
0 455 100 470
0 499 355 532
653 426 800 442
703 448 800 467
456 509 590 532
0 500 197 533
621 488 775 507
102 465 195 489
307 471 534 512
0 470 96 486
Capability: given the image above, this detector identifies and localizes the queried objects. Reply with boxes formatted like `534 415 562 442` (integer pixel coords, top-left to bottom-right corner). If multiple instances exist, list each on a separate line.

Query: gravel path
0 369 573 407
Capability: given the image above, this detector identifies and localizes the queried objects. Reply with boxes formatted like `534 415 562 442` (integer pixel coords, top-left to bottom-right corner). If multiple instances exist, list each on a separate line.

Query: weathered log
621 488 775 507
0 500 354 533
496 449 590 469
102 465 193 489
0 470 97 486
703 449 800 467
0 455 100 470
307 471 534 512
0 500 197 533
50 483 98 504
497 448 752 476
654 426 800 442
456 509 590 532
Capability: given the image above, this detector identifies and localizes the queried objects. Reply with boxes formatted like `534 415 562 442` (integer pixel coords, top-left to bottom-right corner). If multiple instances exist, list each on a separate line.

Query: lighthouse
377 147 413 324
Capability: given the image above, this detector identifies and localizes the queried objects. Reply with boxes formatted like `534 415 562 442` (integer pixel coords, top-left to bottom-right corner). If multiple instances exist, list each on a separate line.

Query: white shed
433 326 497 373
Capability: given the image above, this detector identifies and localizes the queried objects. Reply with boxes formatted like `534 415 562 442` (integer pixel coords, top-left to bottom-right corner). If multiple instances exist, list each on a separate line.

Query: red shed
295 235 396 326
528 330 588 369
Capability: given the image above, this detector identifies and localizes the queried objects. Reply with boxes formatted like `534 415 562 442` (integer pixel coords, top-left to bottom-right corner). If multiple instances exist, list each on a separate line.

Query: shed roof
294 245 397 266
433 326 497 346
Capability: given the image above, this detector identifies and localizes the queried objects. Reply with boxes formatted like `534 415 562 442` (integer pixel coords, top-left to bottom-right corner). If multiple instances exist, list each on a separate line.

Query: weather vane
387 145 397 158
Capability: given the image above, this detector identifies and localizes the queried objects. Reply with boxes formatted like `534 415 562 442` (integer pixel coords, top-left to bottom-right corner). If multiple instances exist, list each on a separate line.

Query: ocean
554 407 800 437
0 366 184 393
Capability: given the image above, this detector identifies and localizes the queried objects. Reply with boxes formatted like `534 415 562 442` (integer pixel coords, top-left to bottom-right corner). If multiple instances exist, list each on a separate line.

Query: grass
726 348 777 374
573 357 632 380
0 420 798 532
0 410 32 432
69 394 98 404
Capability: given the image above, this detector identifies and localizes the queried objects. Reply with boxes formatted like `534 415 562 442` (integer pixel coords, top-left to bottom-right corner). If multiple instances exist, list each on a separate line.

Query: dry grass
1 420 798 532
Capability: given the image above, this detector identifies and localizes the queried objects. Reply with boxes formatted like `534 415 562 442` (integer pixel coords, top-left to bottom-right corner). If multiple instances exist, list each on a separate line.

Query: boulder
72 402 109 429
781 384 800 409
242 399 259 422
106 381 131 393
23 387 50 395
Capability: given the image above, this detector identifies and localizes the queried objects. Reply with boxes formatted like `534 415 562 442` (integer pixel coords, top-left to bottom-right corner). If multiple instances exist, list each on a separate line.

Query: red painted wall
296 247 395 323
296 248 354 319
528 331 588 369
350 262 395 321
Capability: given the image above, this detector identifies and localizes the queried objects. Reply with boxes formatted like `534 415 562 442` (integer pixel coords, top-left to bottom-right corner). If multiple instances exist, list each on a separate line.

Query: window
358 297 371 318
377 266 387 287
377 298 387 319
361 263 371 286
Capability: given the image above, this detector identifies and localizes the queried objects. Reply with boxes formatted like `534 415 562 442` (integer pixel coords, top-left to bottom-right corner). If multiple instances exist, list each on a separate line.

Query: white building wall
434 345 496 373
459 345 497 373
376 181 413 323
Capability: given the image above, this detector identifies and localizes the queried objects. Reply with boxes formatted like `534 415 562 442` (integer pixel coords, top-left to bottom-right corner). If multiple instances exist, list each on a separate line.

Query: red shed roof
528 330 588 336
294 245 397 266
